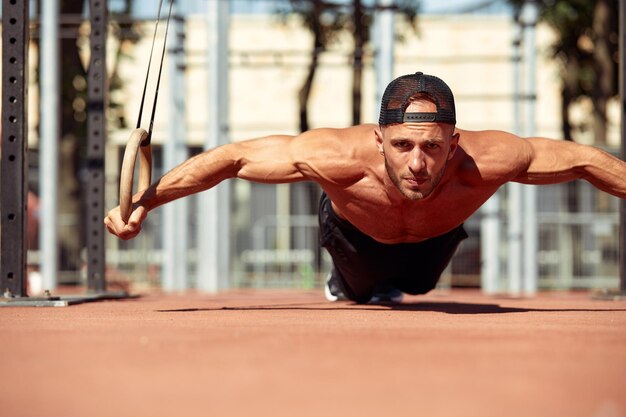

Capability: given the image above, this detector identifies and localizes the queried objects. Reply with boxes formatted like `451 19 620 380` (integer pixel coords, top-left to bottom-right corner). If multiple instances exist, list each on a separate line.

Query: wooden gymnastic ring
119 128 152 223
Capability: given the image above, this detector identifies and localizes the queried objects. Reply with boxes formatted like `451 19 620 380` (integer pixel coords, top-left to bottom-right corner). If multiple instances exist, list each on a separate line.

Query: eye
424 142 440 150
393 141 412 150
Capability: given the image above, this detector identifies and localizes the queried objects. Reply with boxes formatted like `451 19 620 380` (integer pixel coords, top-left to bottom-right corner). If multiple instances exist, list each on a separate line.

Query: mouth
404 177 429 187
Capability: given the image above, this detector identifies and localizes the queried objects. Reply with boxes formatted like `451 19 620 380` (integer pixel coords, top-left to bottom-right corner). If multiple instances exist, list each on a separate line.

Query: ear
375 127 384 155
447 132 460 161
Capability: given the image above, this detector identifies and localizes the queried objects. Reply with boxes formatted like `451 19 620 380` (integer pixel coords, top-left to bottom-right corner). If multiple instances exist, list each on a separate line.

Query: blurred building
10 2 619 291
98 7 621 291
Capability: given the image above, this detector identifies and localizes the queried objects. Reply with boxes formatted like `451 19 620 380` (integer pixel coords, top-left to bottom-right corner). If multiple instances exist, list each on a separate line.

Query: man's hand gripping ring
119 128 152 223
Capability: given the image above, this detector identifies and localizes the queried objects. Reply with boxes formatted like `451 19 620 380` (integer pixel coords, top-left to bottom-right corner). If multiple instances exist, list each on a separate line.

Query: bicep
513 137 586 185
514 137 626 197
230 135 306 183
229 127 365 186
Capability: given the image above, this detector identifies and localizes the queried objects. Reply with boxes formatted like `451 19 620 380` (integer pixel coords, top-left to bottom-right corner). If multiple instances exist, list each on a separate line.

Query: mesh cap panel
379 72 456 126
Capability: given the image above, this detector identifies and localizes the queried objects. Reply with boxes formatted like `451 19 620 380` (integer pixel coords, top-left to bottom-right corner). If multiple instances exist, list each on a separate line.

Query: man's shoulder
454 128 531 185
456 128 529 157
293 124 379 155
291 124 380 186
456 128 518 142
301 124 378 140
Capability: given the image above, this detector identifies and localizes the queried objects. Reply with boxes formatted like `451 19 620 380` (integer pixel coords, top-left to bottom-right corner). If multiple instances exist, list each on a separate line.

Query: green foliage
509 0 618 142
275 0 421 51
509 0 618 101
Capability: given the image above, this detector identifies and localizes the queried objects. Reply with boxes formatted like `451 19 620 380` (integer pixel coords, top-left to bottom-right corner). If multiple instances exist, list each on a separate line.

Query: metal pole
40 0 60 292
619 0 626 294
521 0 539 295
198 0 230 292
480 195 501 294
1 0 29 297
479 10 505 293
373 0 395 121
85 0 108 293
163 13 189 291
507 17 524 295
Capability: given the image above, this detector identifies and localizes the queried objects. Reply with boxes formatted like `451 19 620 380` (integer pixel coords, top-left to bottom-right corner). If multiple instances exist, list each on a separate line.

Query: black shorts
319 193 468 303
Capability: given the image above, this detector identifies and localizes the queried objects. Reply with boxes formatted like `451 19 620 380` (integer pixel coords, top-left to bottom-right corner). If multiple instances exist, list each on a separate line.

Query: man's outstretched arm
514 137 626 198
104 134 308 240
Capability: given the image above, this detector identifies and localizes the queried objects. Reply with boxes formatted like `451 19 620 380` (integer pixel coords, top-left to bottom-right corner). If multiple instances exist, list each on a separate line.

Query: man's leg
391 226 468 295
318 193 380 303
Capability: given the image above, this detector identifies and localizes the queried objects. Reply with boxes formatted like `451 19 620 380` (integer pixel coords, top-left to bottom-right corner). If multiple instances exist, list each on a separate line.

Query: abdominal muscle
324 177 495 244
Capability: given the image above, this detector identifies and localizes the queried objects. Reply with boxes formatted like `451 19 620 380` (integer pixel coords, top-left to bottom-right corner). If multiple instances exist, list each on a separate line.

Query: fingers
104 205 146 240
127 205 147 230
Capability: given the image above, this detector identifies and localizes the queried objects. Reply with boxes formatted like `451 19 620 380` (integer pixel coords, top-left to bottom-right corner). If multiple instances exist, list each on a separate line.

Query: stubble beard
385 159 445 201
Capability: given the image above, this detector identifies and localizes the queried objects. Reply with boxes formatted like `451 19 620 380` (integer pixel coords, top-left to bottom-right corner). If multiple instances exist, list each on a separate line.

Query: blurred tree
276 0 420 132
273 0 420 271
509 0 618 144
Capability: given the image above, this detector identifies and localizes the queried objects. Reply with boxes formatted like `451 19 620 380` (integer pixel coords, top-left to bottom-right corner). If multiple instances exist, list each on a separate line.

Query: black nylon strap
146 0 175 145
136 0 174 146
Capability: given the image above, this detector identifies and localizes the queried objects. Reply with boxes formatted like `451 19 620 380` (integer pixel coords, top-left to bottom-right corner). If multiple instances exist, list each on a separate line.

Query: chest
325 179 496 243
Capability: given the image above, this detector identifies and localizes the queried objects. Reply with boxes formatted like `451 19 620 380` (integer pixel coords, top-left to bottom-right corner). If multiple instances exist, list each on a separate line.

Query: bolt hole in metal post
1 0 29 297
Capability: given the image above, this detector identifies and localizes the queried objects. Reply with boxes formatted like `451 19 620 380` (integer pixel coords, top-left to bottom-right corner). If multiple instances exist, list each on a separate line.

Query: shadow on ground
156 301 626 315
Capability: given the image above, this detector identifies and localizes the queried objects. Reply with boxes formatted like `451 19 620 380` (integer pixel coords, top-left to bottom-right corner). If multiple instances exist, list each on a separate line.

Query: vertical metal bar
40 0 60 292
373 0 395 121
163 13 189 291
1 0 30 297
521 0 539 295
507 17 524 295
86 0 108 293
198 0 230 292
619 0 626 294
480 195 501 294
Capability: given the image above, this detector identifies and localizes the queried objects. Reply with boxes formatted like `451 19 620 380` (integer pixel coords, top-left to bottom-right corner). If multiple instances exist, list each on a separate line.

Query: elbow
218 143 244 178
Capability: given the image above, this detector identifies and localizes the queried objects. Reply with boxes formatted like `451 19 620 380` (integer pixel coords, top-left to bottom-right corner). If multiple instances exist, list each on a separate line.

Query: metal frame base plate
0 292 139 307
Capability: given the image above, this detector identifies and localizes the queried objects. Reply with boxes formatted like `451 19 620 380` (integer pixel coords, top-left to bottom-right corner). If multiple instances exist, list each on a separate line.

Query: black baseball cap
379 72 456 126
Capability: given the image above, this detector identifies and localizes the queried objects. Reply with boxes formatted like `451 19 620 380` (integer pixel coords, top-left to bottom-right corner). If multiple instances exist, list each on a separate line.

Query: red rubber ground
1 289 625 417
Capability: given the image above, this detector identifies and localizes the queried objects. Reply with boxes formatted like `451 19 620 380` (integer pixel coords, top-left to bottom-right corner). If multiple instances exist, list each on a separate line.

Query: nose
408 148 426 174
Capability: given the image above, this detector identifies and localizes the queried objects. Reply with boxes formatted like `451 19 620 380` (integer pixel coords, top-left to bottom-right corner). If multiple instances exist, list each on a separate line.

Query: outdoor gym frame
1 0 30 298
1 0 131 305
1 0 625 303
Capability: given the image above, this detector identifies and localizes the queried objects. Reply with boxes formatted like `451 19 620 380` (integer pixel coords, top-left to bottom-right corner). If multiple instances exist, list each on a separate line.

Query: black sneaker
370 284 404 304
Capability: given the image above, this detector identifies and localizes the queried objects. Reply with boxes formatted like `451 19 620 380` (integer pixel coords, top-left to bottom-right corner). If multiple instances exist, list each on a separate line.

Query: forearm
133 135 307 212
136 145 239 212
582 147 626 198
521 138 626 198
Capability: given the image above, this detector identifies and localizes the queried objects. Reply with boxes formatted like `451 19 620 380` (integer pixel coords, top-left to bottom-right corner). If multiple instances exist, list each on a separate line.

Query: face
376 101 459 201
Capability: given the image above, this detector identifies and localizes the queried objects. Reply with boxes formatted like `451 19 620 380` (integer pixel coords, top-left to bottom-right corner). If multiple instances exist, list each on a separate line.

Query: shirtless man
105 72 626 303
